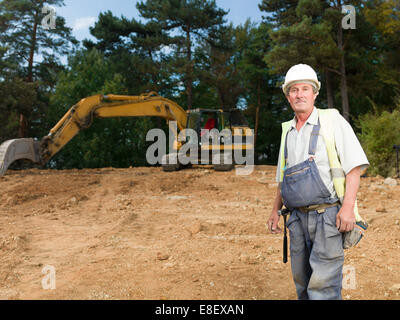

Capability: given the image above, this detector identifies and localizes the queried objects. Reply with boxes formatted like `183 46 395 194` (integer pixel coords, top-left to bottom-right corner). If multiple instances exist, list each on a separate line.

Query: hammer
278 208 290 263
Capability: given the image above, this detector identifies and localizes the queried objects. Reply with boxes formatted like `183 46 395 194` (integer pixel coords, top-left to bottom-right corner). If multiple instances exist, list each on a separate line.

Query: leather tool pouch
342 220 368 249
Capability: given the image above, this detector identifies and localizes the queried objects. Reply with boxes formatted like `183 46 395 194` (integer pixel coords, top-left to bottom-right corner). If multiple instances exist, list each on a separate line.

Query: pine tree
136 0 228 109
196 23 244 110
362 0 400 109
85 10 174 96
260 0 369 120
0 0 77 137
237 21 277 158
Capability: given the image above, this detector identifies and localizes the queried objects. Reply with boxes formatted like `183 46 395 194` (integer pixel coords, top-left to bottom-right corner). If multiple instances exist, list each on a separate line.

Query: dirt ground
0 165 399 300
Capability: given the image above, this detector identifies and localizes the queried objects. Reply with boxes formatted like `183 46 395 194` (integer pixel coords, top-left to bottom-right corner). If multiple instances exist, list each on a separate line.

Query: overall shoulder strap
308 118 321 156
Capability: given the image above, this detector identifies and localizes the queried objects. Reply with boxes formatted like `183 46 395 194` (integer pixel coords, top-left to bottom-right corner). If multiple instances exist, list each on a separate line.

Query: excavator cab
186 108 248 138
187 109 221 137
182 108 251 171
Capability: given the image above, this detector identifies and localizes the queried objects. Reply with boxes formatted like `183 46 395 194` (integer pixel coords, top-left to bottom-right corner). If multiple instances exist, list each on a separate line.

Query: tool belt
297 201 340 214
296 201 368 249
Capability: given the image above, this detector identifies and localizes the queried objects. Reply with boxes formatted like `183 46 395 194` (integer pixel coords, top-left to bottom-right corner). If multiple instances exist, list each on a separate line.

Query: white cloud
73 17 96 31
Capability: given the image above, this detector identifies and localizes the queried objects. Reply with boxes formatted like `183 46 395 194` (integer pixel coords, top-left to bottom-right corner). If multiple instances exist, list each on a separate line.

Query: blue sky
56 0 265 42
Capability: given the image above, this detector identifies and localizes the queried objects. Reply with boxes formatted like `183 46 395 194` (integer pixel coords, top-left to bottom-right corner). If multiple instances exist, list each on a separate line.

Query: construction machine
0 92 253 176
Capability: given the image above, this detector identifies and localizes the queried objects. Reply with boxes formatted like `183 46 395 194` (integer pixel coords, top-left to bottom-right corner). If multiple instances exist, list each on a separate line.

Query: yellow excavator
0 92 253 176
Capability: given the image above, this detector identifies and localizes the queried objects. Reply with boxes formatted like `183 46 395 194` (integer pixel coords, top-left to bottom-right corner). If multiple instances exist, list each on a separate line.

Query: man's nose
296 89 305 98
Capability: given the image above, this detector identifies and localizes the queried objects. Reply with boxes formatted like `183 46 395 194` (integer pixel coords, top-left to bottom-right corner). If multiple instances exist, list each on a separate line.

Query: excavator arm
0 92 188 176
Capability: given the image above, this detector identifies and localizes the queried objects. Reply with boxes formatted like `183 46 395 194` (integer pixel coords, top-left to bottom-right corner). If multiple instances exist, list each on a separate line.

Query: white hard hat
282 64 321 95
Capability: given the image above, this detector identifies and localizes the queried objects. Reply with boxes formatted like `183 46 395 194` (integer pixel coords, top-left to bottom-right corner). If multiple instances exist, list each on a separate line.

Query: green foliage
0 0 77 80
0 77 38 140
357 104 400 177
261 0 385 121
236 21 288 163
85 10 177 97
362 0 400 109
47 49 159 169
0 0 77 139
136 0 228 108
259 0 299 26
195 23 244 110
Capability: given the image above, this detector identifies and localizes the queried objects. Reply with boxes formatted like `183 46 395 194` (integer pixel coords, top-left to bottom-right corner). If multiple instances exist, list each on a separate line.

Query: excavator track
0 138 41 176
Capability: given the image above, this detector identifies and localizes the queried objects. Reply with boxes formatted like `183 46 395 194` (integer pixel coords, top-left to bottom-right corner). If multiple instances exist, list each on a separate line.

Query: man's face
286 83 318 115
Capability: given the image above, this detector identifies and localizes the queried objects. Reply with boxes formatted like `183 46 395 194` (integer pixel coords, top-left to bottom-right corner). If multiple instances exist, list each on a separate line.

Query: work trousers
286 205 344 300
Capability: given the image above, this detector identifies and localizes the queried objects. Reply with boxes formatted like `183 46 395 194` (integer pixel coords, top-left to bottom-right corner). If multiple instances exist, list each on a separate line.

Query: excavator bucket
0 138 41 176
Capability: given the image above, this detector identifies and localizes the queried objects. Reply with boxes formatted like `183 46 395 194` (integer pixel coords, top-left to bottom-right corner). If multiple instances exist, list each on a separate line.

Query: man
267 64 369 300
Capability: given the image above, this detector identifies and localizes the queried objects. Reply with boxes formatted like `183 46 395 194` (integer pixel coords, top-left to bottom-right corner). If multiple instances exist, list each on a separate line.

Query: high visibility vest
278 108 363 222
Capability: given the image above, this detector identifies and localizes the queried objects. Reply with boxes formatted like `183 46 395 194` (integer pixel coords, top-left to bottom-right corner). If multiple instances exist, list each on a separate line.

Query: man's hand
268 187 284 234
336 204 356 232
267 210 282 234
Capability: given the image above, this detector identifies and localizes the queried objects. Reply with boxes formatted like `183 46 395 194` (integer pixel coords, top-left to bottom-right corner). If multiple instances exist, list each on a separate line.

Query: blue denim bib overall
281 119 337 209
280 119 344 300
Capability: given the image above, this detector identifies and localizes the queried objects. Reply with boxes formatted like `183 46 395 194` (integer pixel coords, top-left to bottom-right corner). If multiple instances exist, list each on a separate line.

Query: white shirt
275 107 369 198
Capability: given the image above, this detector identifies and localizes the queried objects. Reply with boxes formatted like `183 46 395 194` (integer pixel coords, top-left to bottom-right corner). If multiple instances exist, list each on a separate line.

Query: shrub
357 107 400 177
